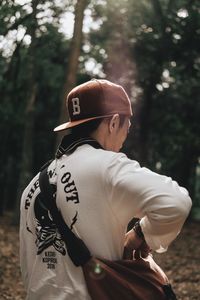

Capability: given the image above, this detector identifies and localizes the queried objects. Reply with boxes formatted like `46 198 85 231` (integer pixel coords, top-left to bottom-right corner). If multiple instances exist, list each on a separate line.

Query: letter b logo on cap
72 98 81 115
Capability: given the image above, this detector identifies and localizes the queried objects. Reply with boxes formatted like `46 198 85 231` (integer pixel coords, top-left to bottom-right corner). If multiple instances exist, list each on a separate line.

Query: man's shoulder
78 144 128 162
20 172 40 210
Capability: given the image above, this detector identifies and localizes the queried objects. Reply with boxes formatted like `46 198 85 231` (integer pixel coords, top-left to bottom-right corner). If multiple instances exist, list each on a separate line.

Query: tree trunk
170 148 198 198
135 0 172 165
13 0 39 224
56 0 88 145
13 84 37 225
0 39 23 216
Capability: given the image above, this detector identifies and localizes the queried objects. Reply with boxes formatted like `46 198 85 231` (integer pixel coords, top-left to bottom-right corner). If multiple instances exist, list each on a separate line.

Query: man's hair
70 115 127 138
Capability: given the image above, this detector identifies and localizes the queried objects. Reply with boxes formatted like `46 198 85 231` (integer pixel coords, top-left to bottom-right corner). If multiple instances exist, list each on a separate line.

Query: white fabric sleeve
106 153 192 252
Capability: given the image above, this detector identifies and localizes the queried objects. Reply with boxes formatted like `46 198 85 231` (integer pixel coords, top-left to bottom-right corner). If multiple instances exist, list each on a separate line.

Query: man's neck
90 123 110 151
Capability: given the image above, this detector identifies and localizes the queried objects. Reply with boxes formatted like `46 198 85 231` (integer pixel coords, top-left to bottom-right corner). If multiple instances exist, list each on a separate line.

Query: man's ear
109 114 120 133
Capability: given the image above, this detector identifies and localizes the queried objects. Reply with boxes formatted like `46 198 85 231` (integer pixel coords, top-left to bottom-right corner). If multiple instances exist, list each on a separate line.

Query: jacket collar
55 135 103 159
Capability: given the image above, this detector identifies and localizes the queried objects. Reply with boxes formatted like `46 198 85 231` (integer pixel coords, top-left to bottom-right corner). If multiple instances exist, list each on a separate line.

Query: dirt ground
0 213 199 300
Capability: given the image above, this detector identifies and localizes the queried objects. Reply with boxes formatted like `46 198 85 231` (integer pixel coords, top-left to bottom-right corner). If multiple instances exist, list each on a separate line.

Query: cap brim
53 115 113 132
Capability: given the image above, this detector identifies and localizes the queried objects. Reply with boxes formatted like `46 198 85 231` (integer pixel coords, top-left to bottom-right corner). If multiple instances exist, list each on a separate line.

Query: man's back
20 144 130 299
20 142 191 299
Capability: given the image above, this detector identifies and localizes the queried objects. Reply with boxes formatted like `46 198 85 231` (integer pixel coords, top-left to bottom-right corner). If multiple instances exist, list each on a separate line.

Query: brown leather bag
82 255 175 300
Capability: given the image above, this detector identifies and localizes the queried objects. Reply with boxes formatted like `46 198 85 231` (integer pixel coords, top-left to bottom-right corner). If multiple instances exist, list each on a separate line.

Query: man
20 79 192 299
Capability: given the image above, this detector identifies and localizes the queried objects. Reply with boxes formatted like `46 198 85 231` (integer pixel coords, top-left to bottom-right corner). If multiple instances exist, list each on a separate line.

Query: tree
0 0 70 218
87 0 200 199
13 0 41 224
57 0 89 145
128 0 200 197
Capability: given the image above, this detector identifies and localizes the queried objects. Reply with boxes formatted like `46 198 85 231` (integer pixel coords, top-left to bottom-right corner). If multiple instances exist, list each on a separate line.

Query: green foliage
131 0 200 194
0 0 199 215
0 0 72 213
86 0 200 197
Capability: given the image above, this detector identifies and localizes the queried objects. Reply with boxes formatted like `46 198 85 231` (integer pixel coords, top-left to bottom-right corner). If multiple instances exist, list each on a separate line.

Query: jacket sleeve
106 153 192 252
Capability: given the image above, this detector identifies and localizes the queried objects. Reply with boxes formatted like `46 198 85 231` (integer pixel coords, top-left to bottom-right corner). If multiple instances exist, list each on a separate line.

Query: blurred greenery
0 0 199 219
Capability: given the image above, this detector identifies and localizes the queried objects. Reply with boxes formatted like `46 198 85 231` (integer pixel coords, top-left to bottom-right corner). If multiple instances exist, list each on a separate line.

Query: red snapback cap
54 79 132 132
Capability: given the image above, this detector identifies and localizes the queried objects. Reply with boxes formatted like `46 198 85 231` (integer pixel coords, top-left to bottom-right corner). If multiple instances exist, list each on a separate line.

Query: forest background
0 0 200 223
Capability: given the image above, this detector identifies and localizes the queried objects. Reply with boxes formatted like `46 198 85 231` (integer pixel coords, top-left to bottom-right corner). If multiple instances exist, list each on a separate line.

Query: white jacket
20 144 192 299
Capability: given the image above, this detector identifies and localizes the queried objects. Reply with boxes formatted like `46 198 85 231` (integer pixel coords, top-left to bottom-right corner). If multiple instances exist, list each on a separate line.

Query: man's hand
123 229 151 260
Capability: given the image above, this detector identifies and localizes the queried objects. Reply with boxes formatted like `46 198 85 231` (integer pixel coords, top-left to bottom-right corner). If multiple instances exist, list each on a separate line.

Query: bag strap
39 165 92 267
38 137 102 266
